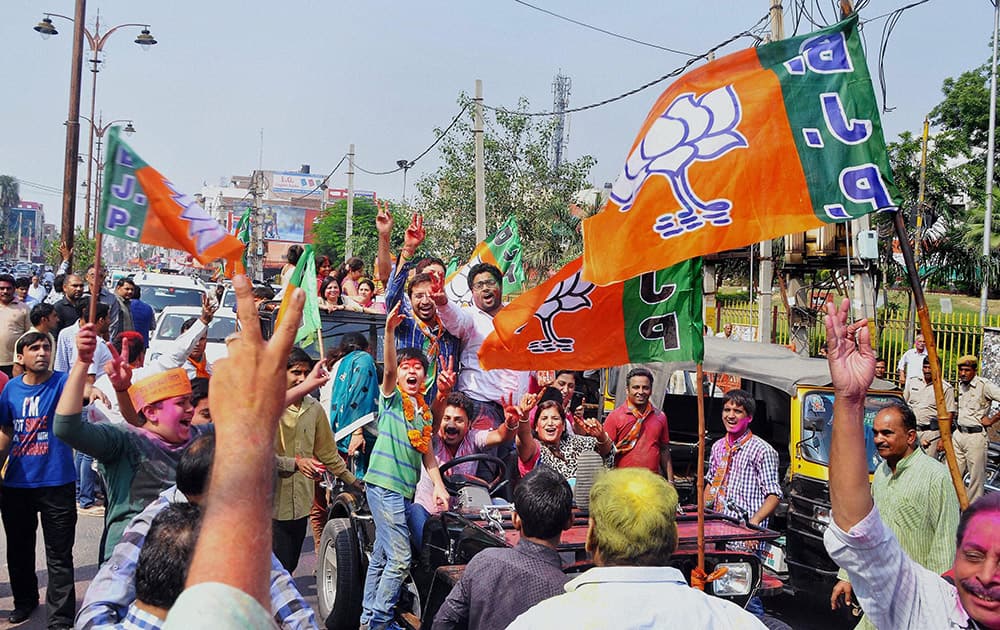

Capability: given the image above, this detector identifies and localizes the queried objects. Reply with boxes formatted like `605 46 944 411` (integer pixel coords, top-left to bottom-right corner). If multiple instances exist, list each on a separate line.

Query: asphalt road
0 514 856 630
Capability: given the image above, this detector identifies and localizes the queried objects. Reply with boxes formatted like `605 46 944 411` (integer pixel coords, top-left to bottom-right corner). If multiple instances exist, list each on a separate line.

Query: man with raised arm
823 298 1000 630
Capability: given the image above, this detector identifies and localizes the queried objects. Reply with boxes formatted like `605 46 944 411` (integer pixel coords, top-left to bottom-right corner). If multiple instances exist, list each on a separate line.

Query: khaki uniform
955 375 1000 501
903 376 956 458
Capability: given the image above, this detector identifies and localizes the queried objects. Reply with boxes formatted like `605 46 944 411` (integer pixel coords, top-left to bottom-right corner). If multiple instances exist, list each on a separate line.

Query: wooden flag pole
88 230 105 325
695 362 707 580
892 210 969 509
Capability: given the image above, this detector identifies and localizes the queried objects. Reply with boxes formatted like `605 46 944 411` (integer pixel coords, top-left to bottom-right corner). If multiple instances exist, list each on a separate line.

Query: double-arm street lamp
35 9 157 240
79 115 134 234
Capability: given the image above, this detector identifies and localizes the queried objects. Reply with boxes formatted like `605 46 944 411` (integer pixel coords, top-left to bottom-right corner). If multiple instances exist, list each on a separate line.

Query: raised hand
301 359 331 391
59 241 72 262
104 341 133 392
502 392 523 427
200 292 218 324
75 323 98 365
376 201 394 236
823 298 876 402
518 392 538 415
403 212 425 252
386 302 405 334
429 269 448 306
436 355 456 396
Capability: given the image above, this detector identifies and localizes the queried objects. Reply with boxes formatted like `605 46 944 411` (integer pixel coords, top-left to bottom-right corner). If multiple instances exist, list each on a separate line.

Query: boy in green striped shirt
361 303 449 630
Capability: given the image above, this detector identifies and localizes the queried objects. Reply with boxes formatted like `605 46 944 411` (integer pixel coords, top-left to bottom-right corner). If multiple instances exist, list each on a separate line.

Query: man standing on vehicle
382 212 459 401
829 400 959 629
954 354 1000 501
433 466 573 630
508 468 766 628
903 356 956 457
896 333 926 386
823 297 1000 630
0 273 31 378
603 367 674 481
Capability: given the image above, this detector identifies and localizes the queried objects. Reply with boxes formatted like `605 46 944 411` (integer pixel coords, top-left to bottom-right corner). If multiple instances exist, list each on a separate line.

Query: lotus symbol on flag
609 85 748 239
523 271 595 354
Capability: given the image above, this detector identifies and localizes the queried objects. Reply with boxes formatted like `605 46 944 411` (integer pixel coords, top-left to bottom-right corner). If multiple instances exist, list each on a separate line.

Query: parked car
145 306 237 367
133 272 208 315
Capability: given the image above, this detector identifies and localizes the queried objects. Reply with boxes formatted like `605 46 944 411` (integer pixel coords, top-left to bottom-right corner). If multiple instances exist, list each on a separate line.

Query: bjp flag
479 256 703 371
581 16 899 286
445 216 525 306
98 127 246 276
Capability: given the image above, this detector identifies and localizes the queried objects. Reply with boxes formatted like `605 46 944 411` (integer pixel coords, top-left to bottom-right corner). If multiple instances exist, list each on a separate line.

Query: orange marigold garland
399 388 432 453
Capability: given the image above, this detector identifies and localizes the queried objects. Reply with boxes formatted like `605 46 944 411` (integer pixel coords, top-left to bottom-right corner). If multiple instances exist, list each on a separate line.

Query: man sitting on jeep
407 391 521 548
508 468 766 628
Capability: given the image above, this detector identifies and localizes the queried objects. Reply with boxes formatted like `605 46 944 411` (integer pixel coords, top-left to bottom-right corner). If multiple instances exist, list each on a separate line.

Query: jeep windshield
799 390 899 473
141 286 205 313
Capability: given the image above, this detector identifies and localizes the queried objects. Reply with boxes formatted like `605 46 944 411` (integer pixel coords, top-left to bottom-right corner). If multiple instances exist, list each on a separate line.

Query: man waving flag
581 16 899 285
98 127 246 276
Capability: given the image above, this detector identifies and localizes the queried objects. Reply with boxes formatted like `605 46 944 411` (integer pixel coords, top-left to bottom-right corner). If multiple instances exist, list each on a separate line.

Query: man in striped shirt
830 401 960 628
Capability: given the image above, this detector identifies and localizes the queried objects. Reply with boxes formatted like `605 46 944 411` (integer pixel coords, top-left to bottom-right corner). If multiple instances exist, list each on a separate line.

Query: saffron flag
445 216 525 305
478 256 703 371
581 16 899 286
98 127 246 276
276 244 322 347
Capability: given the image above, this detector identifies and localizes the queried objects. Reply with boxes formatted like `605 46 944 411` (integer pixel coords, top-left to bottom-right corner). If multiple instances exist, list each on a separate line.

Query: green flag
234 207 252 270
276 244 322 348
444 216 525 305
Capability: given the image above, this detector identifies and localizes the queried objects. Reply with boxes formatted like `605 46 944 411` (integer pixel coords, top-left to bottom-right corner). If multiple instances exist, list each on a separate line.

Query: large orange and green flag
581 16 899 286
478 256 703 370
276 244 322 347
98 127 246 276
445 216 525 306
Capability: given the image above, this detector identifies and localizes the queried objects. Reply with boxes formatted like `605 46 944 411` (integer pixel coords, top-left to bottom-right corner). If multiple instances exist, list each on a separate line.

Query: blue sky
0 0 990 231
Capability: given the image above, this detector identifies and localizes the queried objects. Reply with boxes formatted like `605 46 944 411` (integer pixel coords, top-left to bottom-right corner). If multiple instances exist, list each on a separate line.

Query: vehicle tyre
760 614 794 630
318 517 362 630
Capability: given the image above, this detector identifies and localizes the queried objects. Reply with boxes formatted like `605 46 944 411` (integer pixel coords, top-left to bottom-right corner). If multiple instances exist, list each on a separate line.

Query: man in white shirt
509 467 765 629
822 297 1000 630
896 333 926 386
431 262 528 430
27 276 48 304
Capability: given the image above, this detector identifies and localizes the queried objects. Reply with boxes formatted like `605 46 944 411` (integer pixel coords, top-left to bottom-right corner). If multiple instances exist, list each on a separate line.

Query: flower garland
399 387 432 454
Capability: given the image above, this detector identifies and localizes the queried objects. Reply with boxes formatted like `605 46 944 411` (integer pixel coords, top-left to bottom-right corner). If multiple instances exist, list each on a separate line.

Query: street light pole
80 114 134 235
55 0 87 268
36 9 157 240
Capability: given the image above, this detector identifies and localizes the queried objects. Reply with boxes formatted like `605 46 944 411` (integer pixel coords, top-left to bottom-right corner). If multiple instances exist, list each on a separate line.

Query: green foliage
0 175 19 254
310 198 405 271
44 229 95 273
413 96 596 278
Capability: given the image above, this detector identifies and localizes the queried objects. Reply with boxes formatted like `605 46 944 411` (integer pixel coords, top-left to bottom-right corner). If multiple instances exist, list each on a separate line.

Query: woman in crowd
355 278 386 314
318 276 361 313
336 257 365 298
315 254 334 293
515 398 613 482
279 245 304 288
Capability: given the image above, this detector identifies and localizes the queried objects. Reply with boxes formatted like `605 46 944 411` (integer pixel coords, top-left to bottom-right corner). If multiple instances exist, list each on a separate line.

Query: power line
511 0 695 56
291 153 348 200
481 14 769 118
353 103 471 176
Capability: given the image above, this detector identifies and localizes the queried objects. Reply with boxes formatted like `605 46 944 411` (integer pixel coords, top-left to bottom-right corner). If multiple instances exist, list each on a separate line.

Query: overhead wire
291 153 348 200
511 0 695 57
480 13 770 118
353 103 471 176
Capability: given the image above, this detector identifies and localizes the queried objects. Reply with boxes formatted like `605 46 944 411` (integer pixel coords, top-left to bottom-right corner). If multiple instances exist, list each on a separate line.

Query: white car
146 306 238 368
133 272 208 315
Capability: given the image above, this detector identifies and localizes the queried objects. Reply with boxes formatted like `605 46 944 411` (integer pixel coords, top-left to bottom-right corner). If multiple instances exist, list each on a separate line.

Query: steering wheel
437 453 508 497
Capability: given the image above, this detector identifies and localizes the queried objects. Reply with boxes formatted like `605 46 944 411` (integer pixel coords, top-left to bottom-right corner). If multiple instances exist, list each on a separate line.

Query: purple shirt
414 429 488 513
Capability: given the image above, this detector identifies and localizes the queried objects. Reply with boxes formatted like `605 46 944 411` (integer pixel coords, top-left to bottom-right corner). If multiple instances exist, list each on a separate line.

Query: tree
414 97 596 279
44 228 95 272
311 198 405 271
0 175 19 256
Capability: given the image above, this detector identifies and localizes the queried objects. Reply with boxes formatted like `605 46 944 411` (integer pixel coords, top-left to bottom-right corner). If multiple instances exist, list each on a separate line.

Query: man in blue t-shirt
0 331 76 627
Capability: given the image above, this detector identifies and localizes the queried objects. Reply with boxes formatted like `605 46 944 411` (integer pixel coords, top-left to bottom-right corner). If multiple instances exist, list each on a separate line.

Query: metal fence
717 301 1000 384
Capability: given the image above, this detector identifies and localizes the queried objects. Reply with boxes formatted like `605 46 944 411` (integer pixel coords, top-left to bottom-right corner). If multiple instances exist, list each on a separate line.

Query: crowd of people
0 214 997 630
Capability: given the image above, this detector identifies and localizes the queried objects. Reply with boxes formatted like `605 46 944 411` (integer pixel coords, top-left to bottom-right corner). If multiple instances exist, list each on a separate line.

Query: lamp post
79 115 134 234
35 10 157 239
396 159 413 204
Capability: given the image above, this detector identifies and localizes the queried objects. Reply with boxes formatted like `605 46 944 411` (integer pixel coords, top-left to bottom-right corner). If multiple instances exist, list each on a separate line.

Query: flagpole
892 210 968 509
695 362 706 584
89 231 105 324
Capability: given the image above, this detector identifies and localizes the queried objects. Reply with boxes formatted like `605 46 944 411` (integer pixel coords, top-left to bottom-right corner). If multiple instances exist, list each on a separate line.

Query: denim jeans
406 502 431 551
75 451 97 508
361 484 412 628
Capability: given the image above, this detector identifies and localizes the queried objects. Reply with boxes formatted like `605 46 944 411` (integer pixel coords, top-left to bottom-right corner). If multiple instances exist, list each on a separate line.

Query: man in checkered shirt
705 389 782 528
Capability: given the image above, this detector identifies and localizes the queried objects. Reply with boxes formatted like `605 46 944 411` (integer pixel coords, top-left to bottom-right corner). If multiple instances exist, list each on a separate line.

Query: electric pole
756 0 783 343
346 143 355 260
249 170 264 282
474 79 486 242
